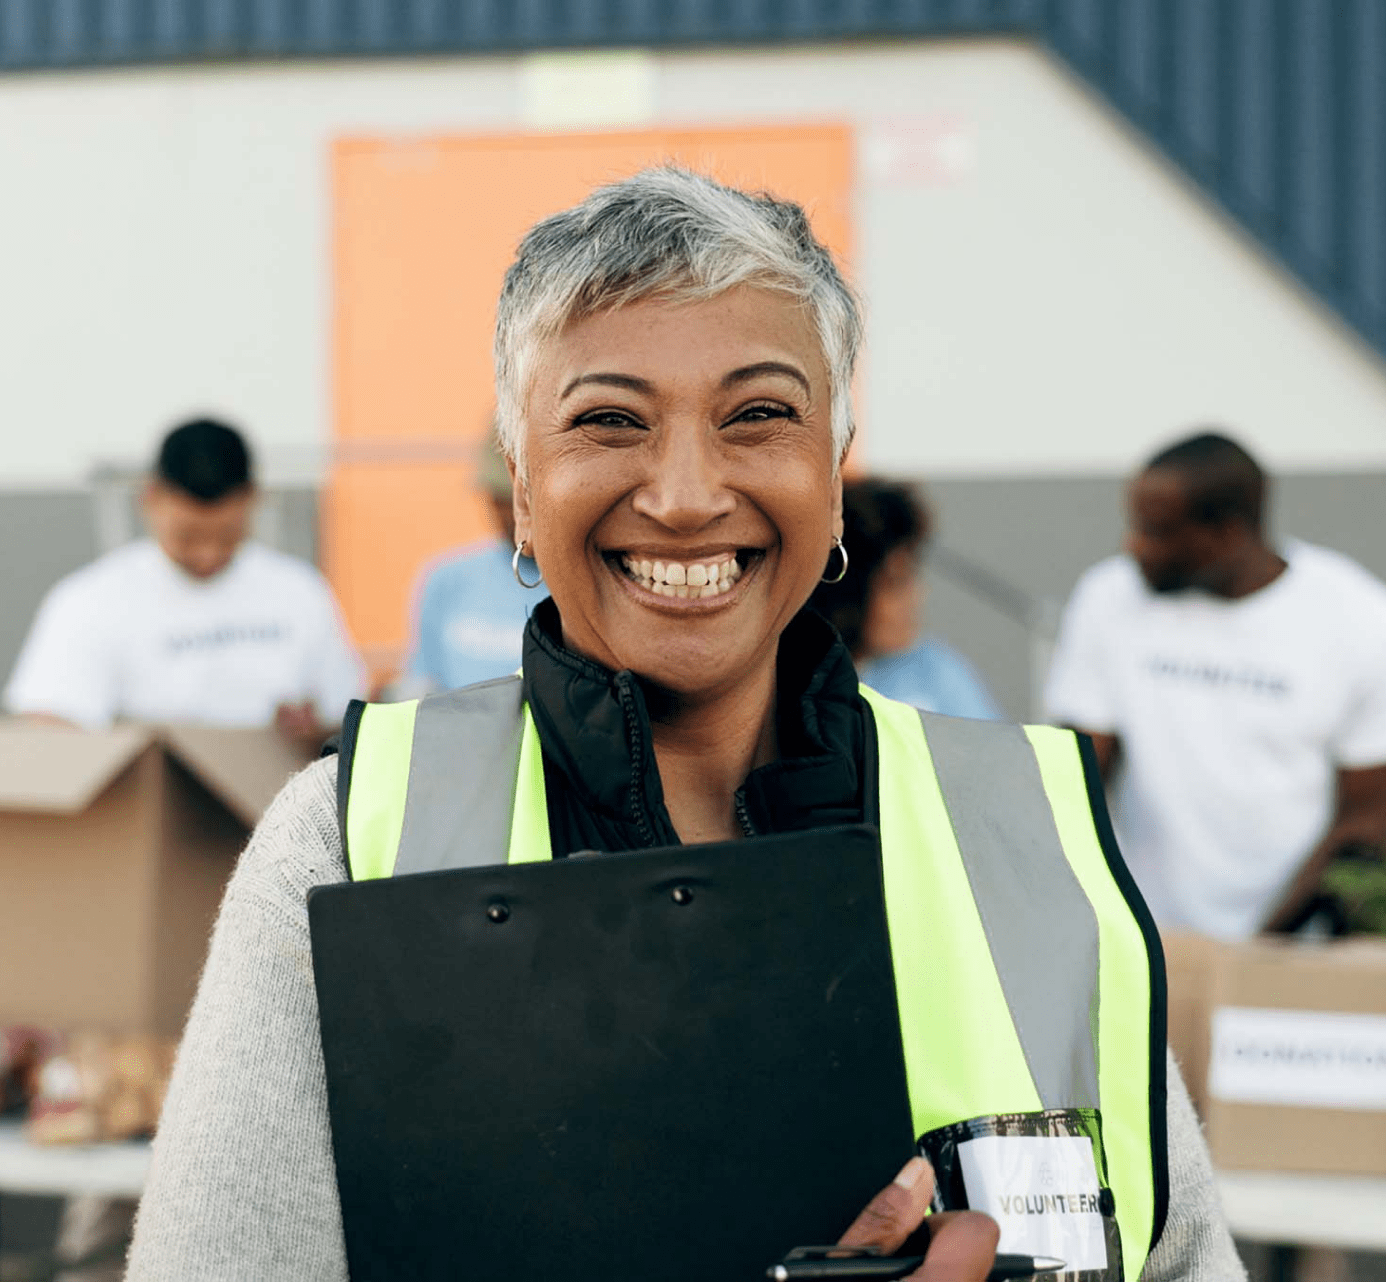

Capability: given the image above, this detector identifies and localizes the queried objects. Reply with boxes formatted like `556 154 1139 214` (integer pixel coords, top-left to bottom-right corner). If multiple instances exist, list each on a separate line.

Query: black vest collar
520 598 869 853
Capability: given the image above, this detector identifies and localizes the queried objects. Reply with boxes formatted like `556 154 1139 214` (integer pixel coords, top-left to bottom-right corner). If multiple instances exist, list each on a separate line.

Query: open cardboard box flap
158 722 315 828
0 721 156 813
0 718 315 827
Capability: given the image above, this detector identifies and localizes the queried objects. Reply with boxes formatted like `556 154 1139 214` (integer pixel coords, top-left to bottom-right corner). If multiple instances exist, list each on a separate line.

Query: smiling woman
125 170 1243 1282
515 285 843 840
484 171 863 843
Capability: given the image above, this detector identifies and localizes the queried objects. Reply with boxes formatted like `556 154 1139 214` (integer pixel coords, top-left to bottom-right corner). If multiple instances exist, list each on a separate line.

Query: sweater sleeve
126 758 349 1282
1140 1051 1245 1282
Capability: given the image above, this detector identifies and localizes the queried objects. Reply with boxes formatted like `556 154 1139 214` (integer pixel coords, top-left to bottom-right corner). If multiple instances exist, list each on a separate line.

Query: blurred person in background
401 425 542 693
3 417 365 745
811 477 1000 720
1045 431 1386 941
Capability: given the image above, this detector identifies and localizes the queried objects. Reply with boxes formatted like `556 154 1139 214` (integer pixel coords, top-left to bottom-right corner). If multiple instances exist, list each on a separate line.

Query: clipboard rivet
670 886 694 906
486 902 511 924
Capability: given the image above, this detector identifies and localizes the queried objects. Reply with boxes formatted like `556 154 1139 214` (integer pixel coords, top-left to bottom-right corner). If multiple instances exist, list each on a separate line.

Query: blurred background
2 2 1385 1278
2 0 1384 716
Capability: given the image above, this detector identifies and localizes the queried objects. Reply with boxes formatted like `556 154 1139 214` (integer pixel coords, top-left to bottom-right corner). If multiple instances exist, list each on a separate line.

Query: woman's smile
607 548 753 601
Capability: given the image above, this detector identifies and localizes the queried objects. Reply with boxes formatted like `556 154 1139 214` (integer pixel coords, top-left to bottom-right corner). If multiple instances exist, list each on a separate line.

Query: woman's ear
508 456 533 550
830 473 845 541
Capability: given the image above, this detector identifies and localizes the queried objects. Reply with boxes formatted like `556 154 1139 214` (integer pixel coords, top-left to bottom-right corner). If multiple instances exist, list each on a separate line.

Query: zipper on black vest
615 673 660 847
734 790 757 838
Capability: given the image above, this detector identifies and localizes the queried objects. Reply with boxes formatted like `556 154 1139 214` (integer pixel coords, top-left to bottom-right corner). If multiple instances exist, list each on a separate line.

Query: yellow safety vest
336 677 1167 1278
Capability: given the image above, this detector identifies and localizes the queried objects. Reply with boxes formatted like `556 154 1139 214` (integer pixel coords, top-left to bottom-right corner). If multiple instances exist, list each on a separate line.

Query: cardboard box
1159 929 1224 1117
1202 936 1386 1175
0 720 313 1037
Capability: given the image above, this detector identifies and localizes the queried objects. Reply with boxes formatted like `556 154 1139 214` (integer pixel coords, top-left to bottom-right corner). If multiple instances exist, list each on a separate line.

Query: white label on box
1209 1006 1386 1110
957 1135 1108 1272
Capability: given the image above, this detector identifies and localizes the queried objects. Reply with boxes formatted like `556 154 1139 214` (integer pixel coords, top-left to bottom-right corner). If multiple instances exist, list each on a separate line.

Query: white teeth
619 552 747 598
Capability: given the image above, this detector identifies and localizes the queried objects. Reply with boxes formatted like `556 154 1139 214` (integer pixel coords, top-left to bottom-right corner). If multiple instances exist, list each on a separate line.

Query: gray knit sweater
126 759 1245 1280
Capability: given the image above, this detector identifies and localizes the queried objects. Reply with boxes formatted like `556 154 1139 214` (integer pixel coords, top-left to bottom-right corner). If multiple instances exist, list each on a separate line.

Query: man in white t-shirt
5 418 365 743
1045 432 1386 940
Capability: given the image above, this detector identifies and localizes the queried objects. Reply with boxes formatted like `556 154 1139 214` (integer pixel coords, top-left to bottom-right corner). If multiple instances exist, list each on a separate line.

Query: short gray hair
494 166 862 470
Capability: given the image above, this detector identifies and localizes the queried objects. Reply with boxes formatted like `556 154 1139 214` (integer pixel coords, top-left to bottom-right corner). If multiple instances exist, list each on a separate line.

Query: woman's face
861 545 923 660
513 285 842 704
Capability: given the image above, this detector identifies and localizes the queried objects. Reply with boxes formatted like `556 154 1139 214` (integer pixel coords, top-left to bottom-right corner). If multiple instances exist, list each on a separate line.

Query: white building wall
0 39 1383 487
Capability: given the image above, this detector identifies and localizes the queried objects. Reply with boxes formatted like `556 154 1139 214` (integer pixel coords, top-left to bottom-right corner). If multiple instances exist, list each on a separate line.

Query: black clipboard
308 824 914 1282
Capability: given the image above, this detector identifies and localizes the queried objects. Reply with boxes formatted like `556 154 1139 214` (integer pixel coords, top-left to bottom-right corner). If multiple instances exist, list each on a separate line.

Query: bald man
1045 431 1386 940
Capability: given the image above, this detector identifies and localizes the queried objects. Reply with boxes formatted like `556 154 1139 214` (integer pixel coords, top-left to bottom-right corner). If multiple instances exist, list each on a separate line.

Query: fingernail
893 1156 929 1190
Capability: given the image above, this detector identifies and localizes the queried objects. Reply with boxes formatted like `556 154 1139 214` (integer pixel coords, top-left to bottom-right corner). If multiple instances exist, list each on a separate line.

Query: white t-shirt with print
1044 540 1386 940
4 539 366 730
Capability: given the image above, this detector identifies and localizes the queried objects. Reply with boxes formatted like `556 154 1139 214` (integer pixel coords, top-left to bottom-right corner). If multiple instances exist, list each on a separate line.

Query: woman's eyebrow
560 372 654 399
722 362 810 394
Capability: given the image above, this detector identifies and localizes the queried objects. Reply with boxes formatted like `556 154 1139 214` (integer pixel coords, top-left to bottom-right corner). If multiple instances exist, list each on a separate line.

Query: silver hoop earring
821 536 849 584
512 542 543 589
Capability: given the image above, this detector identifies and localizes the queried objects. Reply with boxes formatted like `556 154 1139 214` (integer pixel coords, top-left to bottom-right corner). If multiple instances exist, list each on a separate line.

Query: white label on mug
957 1134 1108 1273
1210 1006 1386 1110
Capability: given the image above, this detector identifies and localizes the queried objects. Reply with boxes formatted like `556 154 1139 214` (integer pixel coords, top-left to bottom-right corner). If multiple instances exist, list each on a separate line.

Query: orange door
329 125 854 678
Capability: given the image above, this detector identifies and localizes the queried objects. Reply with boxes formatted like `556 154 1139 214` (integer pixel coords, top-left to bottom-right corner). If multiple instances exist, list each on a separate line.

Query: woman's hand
838 1156 1000 1281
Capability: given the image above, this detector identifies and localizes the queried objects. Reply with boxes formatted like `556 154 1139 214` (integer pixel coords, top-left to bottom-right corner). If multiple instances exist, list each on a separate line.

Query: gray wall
0 493 98 694
1 473 1382 719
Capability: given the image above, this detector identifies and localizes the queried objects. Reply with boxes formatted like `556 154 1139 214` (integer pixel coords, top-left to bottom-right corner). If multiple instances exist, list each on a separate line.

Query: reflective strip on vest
338 681 1160 1276
342 677 553 878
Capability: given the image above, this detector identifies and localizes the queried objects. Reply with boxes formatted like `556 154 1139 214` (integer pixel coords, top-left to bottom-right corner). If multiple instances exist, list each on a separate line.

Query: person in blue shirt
404 430 543 692
810 478 1001 720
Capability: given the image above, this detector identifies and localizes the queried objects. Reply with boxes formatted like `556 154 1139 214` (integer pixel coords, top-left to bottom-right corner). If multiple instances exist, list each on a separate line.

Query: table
0 1121 149 1200
2 1126 1384 1253
1216 1171 1386 1252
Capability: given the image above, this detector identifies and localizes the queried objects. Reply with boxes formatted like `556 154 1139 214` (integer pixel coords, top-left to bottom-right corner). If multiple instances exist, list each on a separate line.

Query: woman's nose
630 426 736 530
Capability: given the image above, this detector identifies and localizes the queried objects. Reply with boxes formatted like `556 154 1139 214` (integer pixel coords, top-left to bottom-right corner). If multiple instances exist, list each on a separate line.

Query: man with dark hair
1045 430 1386 939
143 418 256 583
1124 433 1274 594
155 416 251 500
5 417 364 740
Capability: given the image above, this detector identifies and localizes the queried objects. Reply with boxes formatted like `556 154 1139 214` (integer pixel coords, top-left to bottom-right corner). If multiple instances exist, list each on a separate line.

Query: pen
768 1252 1067 1280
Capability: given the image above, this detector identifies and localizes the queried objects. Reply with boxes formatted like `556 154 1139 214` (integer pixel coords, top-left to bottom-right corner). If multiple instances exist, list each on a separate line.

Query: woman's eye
575 410 644 430
732 403 794 424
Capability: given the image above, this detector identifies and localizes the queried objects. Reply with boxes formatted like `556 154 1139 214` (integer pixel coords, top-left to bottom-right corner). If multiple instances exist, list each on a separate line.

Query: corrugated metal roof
2 0 1383 363
0 0 1038 66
